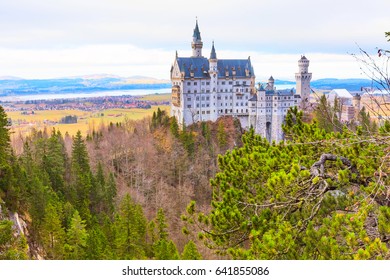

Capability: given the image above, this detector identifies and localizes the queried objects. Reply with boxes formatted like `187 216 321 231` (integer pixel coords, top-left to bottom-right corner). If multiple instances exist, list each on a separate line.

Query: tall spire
210 41 217 60
191 18 203 57
193 18 201 41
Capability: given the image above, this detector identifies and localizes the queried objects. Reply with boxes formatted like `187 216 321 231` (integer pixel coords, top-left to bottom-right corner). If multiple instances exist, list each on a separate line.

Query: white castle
170 20 312 142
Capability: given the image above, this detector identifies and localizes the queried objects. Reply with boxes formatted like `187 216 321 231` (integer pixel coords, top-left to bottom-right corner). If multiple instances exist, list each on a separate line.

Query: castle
170 20 312 142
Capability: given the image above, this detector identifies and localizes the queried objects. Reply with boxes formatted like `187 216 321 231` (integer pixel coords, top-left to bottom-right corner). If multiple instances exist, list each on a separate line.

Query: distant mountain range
0 75 375 97
274 78 375 91
0 75 171 96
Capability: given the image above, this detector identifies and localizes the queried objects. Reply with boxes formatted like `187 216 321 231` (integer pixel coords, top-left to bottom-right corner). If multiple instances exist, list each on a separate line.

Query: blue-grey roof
193 21 201 41
210 42 217 59
175 57 255 79
249 94 257 101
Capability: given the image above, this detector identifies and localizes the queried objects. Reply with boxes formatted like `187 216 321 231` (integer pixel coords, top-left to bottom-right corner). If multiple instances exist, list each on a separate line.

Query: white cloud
0 0 388 78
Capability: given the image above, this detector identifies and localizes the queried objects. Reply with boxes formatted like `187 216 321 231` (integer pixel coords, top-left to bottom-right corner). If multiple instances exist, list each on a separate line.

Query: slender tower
191 20 203 57
295 55 312 110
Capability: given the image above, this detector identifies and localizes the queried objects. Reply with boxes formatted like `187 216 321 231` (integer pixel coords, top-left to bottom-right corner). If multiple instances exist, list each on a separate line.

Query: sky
0 0 389 81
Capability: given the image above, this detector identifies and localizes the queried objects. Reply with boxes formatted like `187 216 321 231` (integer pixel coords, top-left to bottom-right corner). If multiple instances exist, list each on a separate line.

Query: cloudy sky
0 0 389 81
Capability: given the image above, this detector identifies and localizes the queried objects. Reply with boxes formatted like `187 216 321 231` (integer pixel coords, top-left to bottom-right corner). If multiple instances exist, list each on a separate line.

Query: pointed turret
193 20 201 41
210 41 217 60
191 19 203 57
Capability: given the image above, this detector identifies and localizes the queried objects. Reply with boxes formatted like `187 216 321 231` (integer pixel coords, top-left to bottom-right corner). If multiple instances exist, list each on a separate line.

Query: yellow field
139 93 170 102
8 105 170 137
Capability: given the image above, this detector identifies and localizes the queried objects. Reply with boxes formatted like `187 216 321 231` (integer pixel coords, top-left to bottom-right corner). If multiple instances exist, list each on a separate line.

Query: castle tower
209 41 218 91
295 55 312 110
352 93 361 119
268 76 275 89
191 20 203 57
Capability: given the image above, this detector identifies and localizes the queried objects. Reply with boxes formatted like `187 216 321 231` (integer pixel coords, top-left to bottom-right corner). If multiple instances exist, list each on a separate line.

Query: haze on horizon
0 0 389 81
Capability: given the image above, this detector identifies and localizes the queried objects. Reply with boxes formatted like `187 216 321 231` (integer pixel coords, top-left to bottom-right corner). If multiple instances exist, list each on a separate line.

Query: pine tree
64 210 88 259
114 194 147 259
181 240 202 260
41 203 65 259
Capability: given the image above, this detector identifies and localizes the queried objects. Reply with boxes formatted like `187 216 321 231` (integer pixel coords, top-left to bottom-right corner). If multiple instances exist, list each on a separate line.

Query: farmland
5 93 170 137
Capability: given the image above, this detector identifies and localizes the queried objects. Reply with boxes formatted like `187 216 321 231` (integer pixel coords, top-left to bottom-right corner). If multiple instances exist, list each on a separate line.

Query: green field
8 105 170 137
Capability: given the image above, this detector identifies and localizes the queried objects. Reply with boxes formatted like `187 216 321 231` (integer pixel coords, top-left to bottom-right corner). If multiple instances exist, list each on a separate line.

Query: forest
1 95 390 259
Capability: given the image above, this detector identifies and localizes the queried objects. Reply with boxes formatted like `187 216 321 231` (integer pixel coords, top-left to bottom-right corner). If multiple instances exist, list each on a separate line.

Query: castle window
206 111 210 114
202 111 205 114
187 105 191 108
222 81 225 85
196 97 199 101
202 82 205 85
187 97 191 101
243 81 247 85
206 82 210 85
188 90 191 93
206 97 210 101
206 90 210 93
187 82 191 85
229 81 233 85
202 104 205 107
217 96 221 100
230 89 233 92
196 104 199 108
194 90 197 93
252 103 255 106
194 82 197 85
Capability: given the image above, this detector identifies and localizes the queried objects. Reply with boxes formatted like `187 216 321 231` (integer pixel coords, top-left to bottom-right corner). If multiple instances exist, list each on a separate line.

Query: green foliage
217 121 227 148
64 210 88 259
182 240 202 260
114 194 147 259
186 108 390 259
0 220 28 260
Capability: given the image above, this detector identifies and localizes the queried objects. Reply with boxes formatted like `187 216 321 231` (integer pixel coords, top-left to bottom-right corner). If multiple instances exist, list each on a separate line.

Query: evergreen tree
41 203 65 259
0 219 28 260
181 240 202 260
64 210 88 259
114 194 147 259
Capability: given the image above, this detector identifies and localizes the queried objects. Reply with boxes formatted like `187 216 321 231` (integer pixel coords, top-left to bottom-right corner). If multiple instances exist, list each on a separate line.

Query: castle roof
175 57 255 79
329 89 353 99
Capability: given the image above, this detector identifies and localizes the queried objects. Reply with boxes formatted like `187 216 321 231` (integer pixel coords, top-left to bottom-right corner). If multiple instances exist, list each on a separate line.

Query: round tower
191 20 203 57
295 55 312 110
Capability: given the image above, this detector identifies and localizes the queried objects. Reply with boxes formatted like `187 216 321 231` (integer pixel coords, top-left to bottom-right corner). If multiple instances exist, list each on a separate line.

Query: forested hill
1 103 390 260
0 106 242 260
